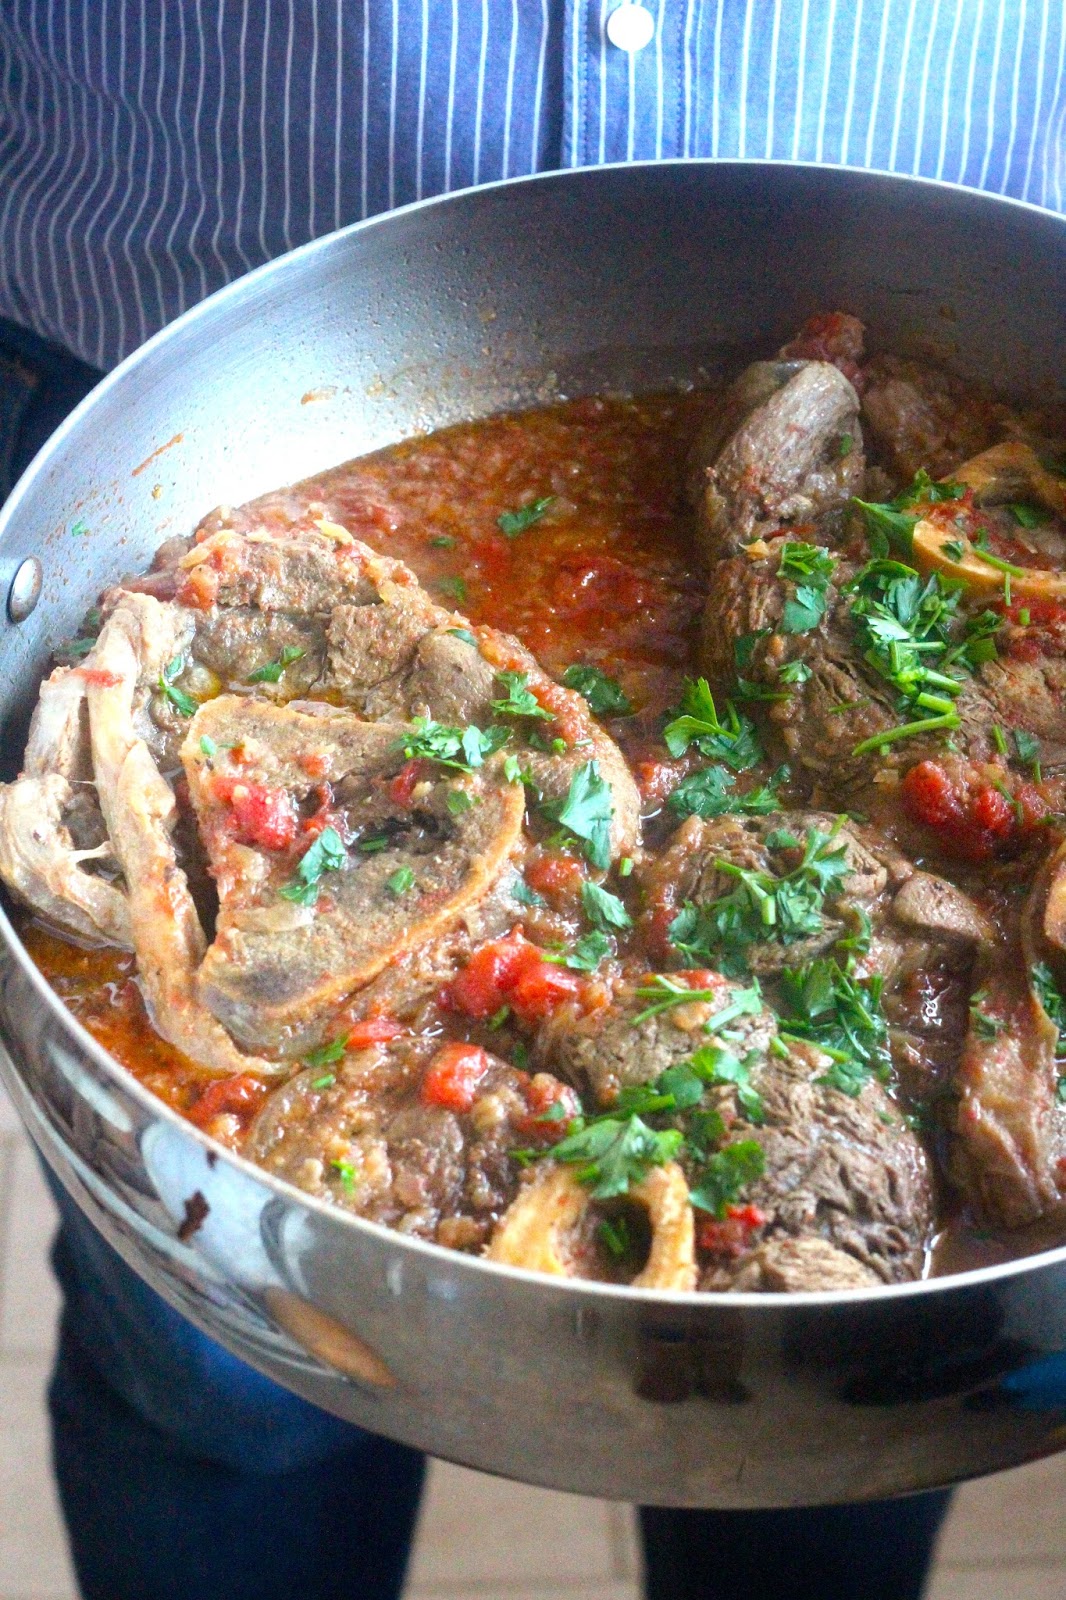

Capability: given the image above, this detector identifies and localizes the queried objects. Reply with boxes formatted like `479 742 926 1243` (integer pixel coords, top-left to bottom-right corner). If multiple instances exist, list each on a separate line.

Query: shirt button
606 3 655 53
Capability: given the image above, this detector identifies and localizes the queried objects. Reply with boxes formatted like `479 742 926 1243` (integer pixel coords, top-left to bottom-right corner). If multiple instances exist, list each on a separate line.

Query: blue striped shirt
0 1 1063 372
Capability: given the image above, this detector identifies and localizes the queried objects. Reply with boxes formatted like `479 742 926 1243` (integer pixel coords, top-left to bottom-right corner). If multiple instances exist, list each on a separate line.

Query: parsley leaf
668 827 850 976
278 826 347 905
498 495 555 538
778 659 812 685
778 542 836 635
777 957 890 1095
1008 502 1051 529
437 575 468 604
667 763 787 822
199 734 217 757
562 930 613 971
386 865 415 897
550 1115 683 1199
513 878 547 908
247 644 305 684
853 471 965 559
491 670 554 721
305 1033 349 1070
159 655 199 717
1032 964 1066 1060
689 1140 766 1217
662 679 763 770
581 879 632 932
630 976 763 1029
562 664 633 717
394 716 509 772
968 988 1003 1041
687 1042 765 1122
542 760 615 869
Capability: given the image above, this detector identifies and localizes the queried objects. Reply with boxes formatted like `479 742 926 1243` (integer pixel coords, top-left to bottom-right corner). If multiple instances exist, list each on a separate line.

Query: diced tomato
445 931 582 1024
902 758 1047 862
186 1073 269 1130
421 1043 493 1112
346 1017 403 1049
76 667 122 688
515 1073 581 1142
524 852 585 902
211 774 298 852
298 750 329 780
508 957 582 1021
696 1204 767 1257
389 759 430 808
778 311 865 387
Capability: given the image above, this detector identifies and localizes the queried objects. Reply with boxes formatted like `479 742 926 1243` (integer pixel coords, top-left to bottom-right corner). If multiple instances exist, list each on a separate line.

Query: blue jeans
5 316 950 1600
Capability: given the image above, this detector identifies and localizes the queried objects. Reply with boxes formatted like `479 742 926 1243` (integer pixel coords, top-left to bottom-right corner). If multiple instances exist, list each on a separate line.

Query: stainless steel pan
1 162 1064 1507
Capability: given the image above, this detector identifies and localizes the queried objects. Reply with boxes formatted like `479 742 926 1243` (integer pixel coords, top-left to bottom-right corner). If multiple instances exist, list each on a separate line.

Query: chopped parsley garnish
331 1159 357 1193
598 1215 634 1260
446 789 477 817
394 716 509 772
358 831 390 853
199 734 217 757
561 664 633 717
941 539 966 561
550 1114 683 1199
159 655 199 717
1008 502 1050 529
581 879 632 933
279 826 347 905
839 432 854 458
386 865 416 897
561 930 613 971
689 1140 766 1217
310 1073 336 1091
497 495 555 538
778 659 812 685
972 530 1025 578
491 670 554 721
305 1033 349 1070
777 957 890 1095
437 575 468 604
1032 963 1066 1061
430 534 457 548
1015 728 1041 778
778 542 837 635
630 976 763 1029
542 760 614 869
619 856 634 877
663 679 762 770
247 644 305 684
734 629 772 672
846 559 1000 755
686 1042 765 1122
968 989 1003 1041
666 763 787 822
667 826 850 977
513 878 547 908
853 470 965 559
447 627 477 645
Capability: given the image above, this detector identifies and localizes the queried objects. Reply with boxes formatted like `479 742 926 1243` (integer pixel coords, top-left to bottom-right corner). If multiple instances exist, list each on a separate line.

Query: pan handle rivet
8 557 42 623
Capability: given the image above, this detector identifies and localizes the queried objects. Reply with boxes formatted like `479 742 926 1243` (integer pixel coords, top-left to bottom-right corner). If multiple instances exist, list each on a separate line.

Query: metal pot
1 163 1064 1507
